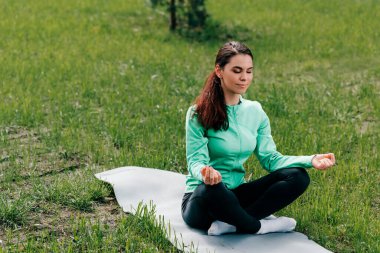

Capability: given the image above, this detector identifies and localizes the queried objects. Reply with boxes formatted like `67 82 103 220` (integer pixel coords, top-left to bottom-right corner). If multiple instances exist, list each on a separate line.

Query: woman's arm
185 106 211 181
186 106 223 185
253 104 334 172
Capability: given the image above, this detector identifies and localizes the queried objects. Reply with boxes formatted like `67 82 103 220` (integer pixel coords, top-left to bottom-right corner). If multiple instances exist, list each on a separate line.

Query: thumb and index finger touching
324 153 336 164
201 166 221 185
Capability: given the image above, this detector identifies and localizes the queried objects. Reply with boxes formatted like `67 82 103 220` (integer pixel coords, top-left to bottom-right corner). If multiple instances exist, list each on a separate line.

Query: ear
215 65 223 78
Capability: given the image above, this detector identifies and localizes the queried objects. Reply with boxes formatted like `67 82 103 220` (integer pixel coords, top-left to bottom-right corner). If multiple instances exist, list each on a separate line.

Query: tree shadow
174 20 261 44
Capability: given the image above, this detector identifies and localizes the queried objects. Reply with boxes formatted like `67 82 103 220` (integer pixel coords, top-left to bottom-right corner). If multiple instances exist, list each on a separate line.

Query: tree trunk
169 0 176 31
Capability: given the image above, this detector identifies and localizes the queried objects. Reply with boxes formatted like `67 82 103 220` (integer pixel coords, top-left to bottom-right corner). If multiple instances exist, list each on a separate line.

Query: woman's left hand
312 153 336 170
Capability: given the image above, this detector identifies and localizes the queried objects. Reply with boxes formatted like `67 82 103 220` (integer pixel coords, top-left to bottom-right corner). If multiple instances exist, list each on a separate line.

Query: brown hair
195 41 253 131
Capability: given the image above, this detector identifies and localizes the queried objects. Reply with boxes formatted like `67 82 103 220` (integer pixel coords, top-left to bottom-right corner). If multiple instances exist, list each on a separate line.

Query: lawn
0 0 379 252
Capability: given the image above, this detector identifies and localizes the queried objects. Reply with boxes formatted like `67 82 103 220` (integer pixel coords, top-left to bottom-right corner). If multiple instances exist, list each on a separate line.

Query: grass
0 0 379 252
3 204 178 253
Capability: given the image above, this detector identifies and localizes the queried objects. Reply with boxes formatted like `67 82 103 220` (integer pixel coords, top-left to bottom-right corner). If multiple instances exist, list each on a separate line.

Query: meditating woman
181 41 335 235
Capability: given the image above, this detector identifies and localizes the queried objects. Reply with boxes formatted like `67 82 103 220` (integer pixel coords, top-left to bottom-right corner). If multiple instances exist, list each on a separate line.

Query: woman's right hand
201 166 222 185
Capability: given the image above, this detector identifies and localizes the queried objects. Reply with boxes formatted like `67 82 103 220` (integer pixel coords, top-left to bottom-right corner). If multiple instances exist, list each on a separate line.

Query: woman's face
217 54 253 98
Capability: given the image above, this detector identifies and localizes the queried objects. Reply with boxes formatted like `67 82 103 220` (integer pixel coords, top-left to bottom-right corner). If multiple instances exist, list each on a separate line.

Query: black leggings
181 167 310 234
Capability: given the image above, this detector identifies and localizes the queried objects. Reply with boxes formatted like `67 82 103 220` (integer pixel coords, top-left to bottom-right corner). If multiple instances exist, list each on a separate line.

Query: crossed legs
181 167 310 234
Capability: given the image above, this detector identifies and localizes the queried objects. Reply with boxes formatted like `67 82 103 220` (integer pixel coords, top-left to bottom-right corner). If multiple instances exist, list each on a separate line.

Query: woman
181 41 335 236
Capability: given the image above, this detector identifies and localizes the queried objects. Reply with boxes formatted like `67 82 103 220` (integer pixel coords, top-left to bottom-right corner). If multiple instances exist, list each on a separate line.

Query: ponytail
195 71 229 131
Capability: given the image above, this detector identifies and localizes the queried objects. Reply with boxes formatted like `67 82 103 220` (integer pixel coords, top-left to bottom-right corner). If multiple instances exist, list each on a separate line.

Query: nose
240 72 247 81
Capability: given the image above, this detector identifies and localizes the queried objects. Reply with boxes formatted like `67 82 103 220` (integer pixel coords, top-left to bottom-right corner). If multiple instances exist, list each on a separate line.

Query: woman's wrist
311 154 317 168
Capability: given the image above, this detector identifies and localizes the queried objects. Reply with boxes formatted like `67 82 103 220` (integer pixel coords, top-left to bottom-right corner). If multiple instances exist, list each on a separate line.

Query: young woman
181 41 335 235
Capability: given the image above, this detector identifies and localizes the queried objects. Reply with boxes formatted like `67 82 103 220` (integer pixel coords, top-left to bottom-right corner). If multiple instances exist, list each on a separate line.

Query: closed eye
232 66 253 74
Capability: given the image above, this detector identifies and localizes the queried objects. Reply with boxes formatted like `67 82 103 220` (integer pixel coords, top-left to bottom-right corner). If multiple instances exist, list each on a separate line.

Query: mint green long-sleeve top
185 98 314 193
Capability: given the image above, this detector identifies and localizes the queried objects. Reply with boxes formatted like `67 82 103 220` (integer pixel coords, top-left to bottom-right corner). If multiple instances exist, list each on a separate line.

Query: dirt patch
0 126 124 251
0 197 123 249
0 126 90 182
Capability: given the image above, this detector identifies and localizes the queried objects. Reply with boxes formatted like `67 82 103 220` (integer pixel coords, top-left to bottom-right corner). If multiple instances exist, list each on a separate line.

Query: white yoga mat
95 166 332 253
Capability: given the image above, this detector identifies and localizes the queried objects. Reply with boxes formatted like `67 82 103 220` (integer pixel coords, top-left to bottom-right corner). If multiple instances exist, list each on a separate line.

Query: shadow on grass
174 20 260 44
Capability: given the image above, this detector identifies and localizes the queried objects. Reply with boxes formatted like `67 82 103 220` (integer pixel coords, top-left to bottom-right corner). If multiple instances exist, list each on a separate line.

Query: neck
224 93 241 106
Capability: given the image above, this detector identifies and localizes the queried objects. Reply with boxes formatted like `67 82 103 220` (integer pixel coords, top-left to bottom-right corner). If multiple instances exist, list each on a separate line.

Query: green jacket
185 98 314 193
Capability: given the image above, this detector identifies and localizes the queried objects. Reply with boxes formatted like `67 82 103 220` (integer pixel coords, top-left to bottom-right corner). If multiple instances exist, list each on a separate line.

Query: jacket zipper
233 106 242 168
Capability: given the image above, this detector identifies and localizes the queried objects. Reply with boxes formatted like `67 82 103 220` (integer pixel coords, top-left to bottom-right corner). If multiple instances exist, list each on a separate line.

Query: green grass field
0 0 379 252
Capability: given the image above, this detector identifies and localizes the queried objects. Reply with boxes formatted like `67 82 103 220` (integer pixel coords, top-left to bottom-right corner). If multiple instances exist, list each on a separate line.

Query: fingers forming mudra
312 153 336 170
201 166 222 185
